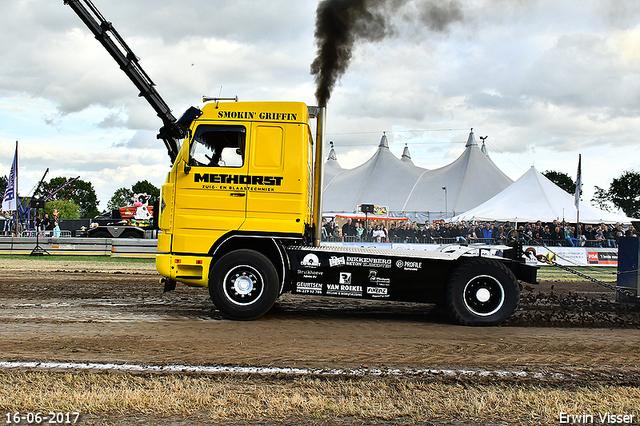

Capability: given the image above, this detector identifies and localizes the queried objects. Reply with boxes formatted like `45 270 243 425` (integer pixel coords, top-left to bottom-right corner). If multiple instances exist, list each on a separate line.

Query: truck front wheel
90 230 110 238
208 249 279 320
445 258 520 326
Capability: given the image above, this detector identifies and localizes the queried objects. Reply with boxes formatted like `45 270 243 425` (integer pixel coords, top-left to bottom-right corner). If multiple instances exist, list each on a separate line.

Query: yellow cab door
172 123 249 254
244 121 309 236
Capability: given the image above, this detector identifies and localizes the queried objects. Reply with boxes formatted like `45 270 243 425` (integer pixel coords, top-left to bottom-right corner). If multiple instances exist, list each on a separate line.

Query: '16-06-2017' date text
5 412 80 424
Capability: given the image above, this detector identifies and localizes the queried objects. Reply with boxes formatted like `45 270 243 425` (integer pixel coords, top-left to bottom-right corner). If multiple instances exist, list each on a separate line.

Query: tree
131 180 160 203
590 186 613 212
543 170 575 195
44 200 80 220
608 170 640 218
589 170 640 218
107 187 134 211
0 175 6 207
107 180 160 210
72 179 101 218
34 177 100 218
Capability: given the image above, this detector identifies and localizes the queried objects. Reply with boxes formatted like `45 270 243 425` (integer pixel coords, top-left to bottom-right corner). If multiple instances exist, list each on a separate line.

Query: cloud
114 130 161 150
1 0 640 208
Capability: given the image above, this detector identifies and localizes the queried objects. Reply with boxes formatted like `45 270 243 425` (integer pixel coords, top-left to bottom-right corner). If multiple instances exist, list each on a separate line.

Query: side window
190 125 245 167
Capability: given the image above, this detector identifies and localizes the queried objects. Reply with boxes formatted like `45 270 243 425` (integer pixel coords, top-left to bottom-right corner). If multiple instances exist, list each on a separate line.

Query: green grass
537 266 617 282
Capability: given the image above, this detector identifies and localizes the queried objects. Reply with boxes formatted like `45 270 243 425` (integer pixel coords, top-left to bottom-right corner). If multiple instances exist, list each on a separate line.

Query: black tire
119 231 138 239
208 249 279 320
91 230 110 238
445 258 520 326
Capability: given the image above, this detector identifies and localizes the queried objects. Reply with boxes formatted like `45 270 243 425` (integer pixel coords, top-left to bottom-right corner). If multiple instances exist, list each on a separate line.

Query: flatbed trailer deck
207 243 537 326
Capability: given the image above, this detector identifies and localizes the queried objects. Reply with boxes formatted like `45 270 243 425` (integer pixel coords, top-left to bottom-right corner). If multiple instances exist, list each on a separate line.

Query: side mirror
182 137 192 174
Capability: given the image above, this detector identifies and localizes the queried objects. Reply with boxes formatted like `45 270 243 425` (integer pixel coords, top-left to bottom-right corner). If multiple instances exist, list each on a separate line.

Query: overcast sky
1 0 639 211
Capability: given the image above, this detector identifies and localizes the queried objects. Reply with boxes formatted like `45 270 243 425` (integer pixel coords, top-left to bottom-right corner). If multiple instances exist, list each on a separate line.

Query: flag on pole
2 144 18 211
574 154 582 208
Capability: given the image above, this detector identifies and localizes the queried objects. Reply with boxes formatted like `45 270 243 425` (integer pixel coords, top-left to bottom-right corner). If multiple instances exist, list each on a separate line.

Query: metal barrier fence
324 235 619 247
0 236 158 258
20 230 73 238
0 235 625 265
2 229 161 239
326 236 502 244
535 238 618 248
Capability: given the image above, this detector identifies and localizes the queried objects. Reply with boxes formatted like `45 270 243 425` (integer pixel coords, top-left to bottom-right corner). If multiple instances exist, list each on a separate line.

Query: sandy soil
1 257 639 424
1 258 638 374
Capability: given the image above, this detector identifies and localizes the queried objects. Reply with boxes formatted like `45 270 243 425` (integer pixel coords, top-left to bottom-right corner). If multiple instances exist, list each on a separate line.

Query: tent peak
327 140 338 161
401 143 412 160
379 132 389 148
465 128 478 148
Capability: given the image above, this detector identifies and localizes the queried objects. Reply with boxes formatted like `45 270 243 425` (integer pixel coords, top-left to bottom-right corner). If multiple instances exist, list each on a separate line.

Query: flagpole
14 141 18 236
575 154 582 241
1 141 18 235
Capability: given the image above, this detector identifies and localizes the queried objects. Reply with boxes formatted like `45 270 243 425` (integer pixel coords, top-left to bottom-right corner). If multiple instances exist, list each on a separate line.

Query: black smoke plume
311 0 463 107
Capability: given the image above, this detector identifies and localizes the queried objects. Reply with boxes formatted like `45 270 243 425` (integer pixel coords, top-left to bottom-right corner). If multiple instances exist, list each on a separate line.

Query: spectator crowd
3 208 638 248
322 217 638 248
1 210 60 236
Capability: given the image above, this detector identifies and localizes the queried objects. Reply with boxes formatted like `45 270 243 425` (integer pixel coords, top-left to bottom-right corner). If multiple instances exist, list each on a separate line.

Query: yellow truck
66 0 538 325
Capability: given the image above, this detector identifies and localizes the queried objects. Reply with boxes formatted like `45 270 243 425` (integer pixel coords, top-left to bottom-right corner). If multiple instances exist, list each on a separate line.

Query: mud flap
162 277 177 293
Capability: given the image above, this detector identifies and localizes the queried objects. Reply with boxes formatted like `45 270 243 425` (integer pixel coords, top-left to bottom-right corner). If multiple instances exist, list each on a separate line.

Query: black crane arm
63 0 199 163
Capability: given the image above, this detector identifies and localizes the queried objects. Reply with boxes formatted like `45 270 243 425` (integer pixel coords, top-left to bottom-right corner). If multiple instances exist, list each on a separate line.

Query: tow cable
524 246 640 303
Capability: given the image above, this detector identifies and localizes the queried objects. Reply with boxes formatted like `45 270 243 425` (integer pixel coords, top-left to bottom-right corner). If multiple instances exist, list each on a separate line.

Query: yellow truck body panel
156 101 314 286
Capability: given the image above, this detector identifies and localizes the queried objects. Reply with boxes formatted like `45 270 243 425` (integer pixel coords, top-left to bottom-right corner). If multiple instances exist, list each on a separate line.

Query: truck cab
156 101 315 288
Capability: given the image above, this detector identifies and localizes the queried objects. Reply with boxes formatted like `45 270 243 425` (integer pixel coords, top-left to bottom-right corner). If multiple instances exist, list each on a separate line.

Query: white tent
451 166 636 224
323 133 426 213
322 129 514 221
323 142 344 189
400 129 513 218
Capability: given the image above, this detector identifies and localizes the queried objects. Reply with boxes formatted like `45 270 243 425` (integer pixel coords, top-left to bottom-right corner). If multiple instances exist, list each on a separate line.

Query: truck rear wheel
445 258 520 326
208 249 279 320
119 231 138 238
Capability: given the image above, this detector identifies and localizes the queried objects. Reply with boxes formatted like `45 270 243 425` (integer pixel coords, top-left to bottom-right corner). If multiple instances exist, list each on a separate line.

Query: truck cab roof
199 101 311 125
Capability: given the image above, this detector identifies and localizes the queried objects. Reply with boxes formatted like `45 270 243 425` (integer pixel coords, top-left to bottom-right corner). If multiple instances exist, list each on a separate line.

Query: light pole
442 186 448 220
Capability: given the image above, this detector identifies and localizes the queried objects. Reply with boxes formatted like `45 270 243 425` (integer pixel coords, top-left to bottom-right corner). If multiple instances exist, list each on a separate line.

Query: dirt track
1 257 639 384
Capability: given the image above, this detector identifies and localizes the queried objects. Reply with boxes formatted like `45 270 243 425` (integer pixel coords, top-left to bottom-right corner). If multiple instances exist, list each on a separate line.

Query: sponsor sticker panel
326 283 363 297
290 250 435 300
295 281 323 295
587 250 617 265
524 246 618 267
